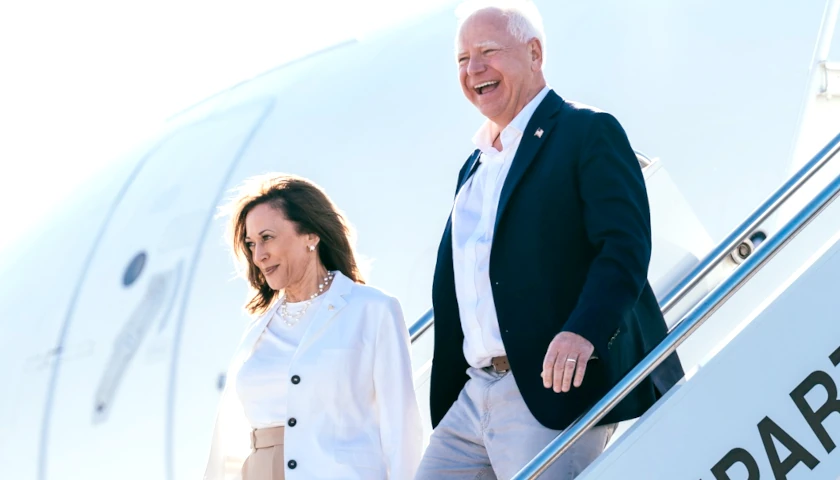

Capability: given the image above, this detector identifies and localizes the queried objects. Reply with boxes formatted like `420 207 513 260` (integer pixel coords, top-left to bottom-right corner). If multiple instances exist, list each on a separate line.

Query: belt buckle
491 356 510 374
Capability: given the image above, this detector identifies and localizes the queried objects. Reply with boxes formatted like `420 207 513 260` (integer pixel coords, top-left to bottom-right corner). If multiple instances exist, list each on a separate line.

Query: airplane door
41 100 272 480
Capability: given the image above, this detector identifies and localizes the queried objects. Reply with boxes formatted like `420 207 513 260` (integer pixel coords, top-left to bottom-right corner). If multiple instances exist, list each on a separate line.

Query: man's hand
542 332 595 393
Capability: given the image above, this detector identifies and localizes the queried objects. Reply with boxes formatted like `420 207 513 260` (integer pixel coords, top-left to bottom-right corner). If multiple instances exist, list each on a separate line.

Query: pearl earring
308 245 315 252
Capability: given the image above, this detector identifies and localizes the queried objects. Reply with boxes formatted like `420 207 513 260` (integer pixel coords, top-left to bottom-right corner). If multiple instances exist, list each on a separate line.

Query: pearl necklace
279 271 335 327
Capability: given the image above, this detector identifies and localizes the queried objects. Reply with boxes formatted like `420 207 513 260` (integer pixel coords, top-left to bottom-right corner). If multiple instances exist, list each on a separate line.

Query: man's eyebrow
475 40 504 49
457 40 504 57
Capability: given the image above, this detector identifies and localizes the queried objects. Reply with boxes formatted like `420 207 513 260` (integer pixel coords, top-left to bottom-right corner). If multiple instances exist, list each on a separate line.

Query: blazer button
288 417 297 427
288 460 297 469
290 375 300 385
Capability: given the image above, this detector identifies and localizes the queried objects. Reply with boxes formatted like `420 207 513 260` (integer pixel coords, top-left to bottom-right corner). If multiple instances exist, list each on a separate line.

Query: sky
0 0 454 252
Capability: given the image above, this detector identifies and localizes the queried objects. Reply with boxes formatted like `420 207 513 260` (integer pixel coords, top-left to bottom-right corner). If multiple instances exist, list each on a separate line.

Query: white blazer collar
293 270 354 357
230 302 279 371
231 271 355 370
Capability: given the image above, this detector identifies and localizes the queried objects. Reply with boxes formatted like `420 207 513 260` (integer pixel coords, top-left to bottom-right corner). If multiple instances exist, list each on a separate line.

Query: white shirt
236 294 325 428
452 86 551 368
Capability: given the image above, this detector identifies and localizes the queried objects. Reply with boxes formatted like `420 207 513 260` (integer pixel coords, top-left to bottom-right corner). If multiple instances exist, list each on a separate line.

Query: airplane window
122 251 147 287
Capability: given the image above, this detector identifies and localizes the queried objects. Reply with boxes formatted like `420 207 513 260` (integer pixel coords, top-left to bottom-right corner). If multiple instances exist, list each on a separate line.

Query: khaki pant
241 426 286 480
416 367 616 480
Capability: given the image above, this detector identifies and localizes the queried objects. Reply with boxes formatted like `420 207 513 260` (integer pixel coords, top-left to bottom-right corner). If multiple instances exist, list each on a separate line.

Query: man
417 1 685 479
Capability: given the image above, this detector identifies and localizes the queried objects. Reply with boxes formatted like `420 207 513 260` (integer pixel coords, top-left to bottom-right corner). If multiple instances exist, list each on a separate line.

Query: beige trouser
241 426 286 480
416 367 616 479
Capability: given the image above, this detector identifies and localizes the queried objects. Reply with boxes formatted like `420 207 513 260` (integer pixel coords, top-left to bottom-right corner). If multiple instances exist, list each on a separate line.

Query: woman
203 173 423 480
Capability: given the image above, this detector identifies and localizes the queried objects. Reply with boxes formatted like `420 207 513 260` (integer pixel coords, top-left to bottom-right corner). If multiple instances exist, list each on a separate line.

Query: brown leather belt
490 355 510 373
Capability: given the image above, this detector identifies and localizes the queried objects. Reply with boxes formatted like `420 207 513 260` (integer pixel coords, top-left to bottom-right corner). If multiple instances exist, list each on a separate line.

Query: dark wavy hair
222 173 365 315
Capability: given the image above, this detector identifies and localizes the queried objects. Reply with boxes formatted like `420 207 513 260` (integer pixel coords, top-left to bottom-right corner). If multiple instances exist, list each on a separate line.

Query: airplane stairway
408 131 840 479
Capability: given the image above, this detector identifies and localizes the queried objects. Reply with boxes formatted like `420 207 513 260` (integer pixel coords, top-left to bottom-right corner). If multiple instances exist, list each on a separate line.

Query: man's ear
529 38 543 70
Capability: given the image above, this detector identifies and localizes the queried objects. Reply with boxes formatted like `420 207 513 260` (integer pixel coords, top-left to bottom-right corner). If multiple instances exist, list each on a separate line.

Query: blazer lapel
440 148 482 277
292 271 353 358
456 149 483 195
229 305 278 372
494 91 565 231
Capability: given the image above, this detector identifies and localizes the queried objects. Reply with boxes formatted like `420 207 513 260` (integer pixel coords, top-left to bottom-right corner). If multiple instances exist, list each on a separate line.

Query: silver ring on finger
565 357 577 363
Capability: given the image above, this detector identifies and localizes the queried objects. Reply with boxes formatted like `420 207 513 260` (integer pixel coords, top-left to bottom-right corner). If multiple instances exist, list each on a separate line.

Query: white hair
455 0 547 58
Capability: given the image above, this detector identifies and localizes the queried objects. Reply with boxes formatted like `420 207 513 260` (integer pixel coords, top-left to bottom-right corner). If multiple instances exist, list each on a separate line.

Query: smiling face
457 8 545 129
244 202 318 292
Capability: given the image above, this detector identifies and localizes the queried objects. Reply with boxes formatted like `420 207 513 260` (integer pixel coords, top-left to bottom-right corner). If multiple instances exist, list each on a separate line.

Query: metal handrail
513 131 840 478
408 133 840 346
659 133 840 315
409 307 434 343
659 132 840 316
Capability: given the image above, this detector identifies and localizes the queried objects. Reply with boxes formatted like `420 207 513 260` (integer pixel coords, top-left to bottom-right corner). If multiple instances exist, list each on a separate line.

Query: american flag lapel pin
535 128 544 138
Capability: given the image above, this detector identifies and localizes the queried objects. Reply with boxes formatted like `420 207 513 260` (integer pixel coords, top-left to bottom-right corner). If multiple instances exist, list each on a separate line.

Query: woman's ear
307 233 321 248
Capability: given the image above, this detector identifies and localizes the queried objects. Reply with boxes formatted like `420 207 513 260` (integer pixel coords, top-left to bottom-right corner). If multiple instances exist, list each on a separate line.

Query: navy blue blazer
430 90 685 430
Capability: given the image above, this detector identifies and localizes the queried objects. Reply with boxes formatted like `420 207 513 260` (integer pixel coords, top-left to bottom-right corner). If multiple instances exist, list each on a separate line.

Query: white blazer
203 272 423 479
